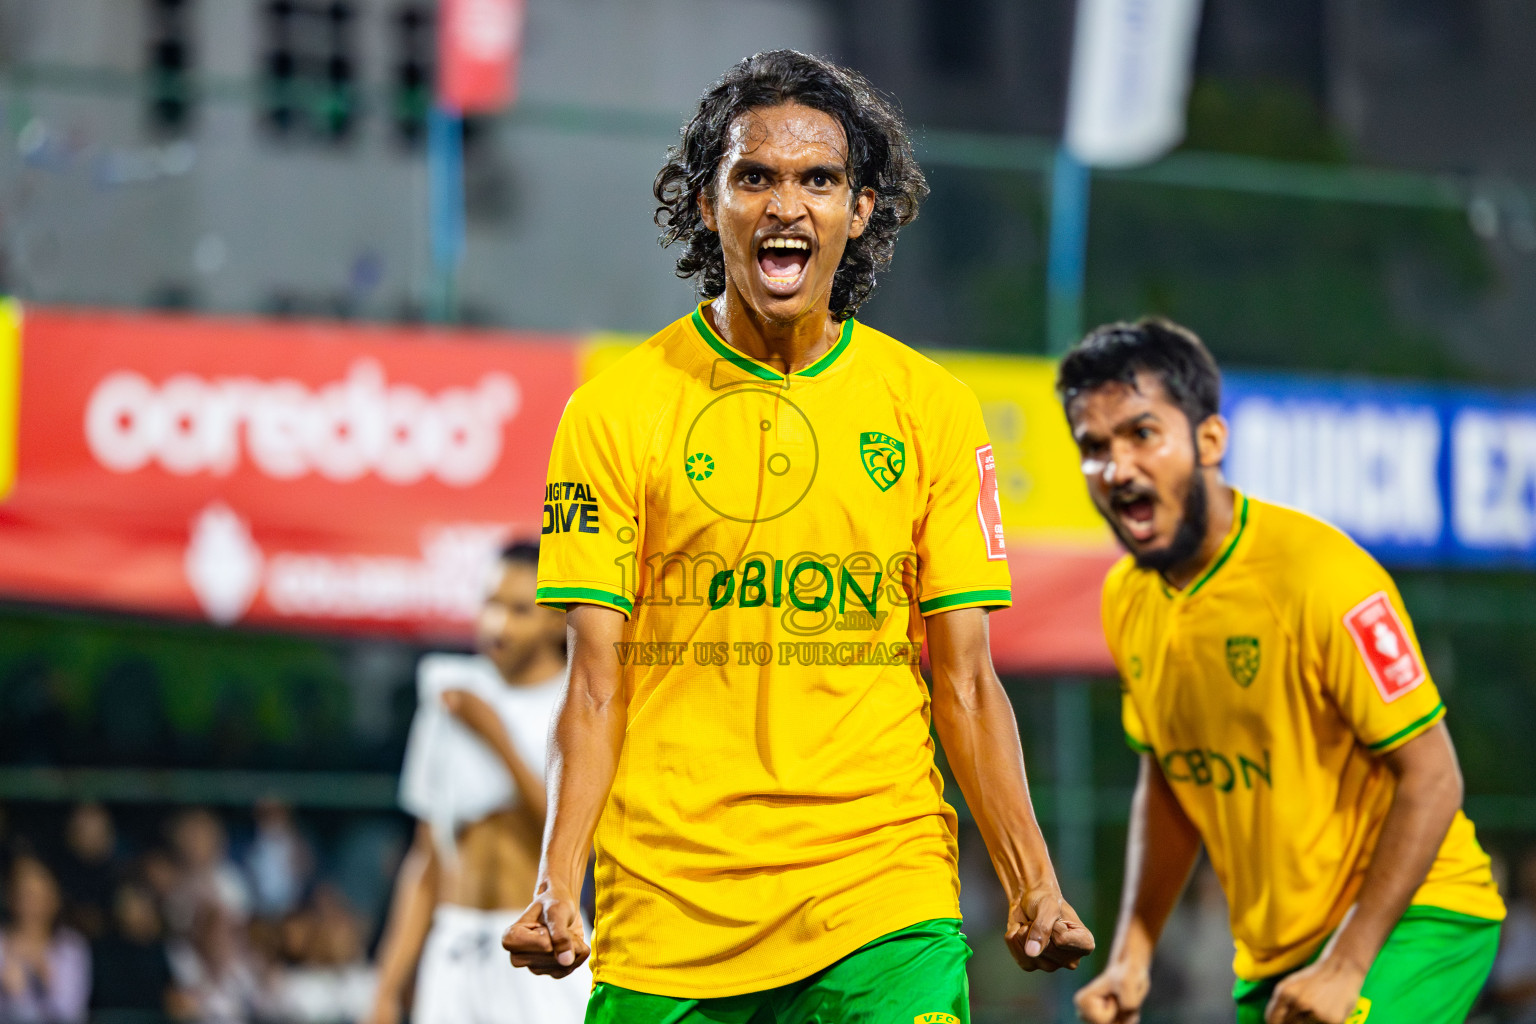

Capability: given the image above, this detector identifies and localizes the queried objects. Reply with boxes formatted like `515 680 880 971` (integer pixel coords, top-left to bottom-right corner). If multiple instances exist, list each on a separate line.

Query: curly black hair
653 50 928 322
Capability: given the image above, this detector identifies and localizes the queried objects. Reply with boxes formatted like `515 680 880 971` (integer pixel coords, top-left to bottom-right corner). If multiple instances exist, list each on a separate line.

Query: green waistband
1232 905 1503 1003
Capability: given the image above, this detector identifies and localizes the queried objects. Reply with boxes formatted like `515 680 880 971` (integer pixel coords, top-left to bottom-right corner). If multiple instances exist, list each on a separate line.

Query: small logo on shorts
1225 636 1260 687
914 1015 960 1024
1347 996 1371 1023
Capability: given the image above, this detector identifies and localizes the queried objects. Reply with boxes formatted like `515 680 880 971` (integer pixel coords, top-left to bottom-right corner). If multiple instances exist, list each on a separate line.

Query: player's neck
1160 477 1236 591
706 286 841 374
501 646 565 687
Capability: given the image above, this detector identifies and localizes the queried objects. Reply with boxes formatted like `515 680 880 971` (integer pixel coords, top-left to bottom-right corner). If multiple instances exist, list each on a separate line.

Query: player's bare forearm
366 823 440 1024
1332 723 1461 967
926 607 1095 972
1074 754 1201 1024
1112 754 1202 969
927 609 1053 893
1265 724 1462 1024
441 688 548 826
536 604 627 895
504 603 626 977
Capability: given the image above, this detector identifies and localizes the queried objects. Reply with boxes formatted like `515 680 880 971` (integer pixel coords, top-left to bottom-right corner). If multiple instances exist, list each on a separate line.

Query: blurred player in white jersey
366 542 589 1024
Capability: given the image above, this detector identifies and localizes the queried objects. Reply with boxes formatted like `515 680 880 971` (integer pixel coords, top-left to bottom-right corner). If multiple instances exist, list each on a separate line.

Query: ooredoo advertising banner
0 304 573 639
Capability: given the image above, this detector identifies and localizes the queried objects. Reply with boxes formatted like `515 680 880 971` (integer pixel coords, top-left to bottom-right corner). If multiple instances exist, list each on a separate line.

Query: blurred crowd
0 796 1533 1023
1491 848 1536 1024
0 800 379 1024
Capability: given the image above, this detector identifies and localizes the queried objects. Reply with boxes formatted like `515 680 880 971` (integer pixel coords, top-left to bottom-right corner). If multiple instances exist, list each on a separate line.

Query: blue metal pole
427 103 465 322
1046 147 1092 355
1046 144 1096 1020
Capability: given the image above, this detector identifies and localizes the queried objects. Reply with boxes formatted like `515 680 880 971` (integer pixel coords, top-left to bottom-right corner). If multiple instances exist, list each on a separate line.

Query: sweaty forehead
1069 373 1176 430
723 103 850 166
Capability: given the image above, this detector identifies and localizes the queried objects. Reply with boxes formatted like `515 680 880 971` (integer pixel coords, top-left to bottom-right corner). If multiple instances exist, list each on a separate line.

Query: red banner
0 307 573 640
0 306 1116 673
438 0 525 114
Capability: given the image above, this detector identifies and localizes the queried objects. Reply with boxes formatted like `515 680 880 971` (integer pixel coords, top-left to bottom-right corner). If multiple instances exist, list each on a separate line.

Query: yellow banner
0 300 19 502
932 353 1112 548
578 336 1114 547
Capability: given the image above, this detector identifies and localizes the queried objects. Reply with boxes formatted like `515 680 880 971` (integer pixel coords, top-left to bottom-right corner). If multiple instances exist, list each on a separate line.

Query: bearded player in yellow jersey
500 50 1094 1022
1060 320 1505 1024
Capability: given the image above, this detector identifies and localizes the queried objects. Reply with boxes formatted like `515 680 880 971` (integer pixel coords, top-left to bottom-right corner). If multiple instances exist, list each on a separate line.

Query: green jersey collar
690 303 854 382
1159 490 1251 600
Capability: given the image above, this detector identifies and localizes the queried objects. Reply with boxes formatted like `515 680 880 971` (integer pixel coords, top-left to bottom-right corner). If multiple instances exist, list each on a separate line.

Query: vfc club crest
860 431 905 491
1225 636 1261 687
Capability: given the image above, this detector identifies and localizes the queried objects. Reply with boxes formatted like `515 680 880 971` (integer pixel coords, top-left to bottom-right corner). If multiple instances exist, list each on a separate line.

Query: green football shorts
1233 906 1501 1024
583 918 971 1024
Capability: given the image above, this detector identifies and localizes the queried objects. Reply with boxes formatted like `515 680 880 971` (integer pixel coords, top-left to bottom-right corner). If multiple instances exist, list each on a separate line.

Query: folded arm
441 688 547 827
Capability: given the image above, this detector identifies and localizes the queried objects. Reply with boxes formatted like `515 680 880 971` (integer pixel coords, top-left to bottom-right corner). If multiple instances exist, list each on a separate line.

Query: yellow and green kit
536 304 1011 1002
1103 491 1504 1021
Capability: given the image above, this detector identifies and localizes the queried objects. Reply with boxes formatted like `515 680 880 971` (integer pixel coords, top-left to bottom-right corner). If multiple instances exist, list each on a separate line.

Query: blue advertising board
1223 372 1536 567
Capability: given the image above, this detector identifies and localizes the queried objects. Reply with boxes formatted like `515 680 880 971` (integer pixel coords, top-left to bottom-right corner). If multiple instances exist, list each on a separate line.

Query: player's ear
847 186 876 239
698 184 719 233
1195 413 1228 468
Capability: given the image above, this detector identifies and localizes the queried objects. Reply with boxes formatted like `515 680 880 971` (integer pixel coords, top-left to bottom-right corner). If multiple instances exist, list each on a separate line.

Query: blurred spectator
1492 848 1536 1024
55 803 120 942
90 881 175 1015
245 800 314 920
0 855 90 1023
269 885 376 1024
140 847 183 920
167 902 267 1024
167 811 251 935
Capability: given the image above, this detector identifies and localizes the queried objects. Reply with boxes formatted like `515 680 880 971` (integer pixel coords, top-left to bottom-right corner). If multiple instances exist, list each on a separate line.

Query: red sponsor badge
974 444 1006 561
1342 591 1425 702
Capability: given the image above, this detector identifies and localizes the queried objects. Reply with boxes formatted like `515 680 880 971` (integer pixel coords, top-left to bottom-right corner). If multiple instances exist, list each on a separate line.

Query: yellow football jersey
1104 492 1505 981
536 304 1012 997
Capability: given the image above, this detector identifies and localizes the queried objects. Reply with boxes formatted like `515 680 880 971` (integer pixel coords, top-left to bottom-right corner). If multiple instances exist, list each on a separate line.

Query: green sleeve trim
535 586 634 616
1125 732 1154 755
691 306 782 382
796 318 854 377
1366 701 1445 752
918 588 1013 614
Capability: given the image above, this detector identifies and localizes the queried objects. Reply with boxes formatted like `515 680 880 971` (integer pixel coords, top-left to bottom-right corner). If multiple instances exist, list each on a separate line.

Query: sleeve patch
1343 591 1425 703
974 444 1006 561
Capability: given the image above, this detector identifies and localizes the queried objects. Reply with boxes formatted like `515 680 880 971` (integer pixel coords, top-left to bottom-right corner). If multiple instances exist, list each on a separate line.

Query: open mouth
1111 492 1158 544
757 236 811 294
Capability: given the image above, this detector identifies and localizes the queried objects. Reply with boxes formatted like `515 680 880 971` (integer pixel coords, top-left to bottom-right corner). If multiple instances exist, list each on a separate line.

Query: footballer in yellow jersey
502 51 1093 1023
1062 320 1503 1024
